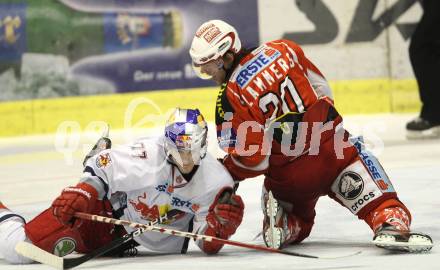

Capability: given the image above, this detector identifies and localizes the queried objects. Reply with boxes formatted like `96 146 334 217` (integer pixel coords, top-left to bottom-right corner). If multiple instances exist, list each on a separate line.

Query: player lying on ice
189 19 433 253
0 108 244 264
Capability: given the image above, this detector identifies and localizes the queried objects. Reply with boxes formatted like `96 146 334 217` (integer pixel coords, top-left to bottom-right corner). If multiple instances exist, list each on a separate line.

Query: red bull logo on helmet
175 135 193 149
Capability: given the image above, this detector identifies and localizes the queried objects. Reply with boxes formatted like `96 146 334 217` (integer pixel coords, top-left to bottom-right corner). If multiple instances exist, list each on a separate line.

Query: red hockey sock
364 199 412 233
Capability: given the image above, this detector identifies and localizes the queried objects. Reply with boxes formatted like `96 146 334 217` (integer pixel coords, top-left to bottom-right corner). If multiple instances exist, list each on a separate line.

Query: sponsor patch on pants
331 160 383 214
53 237 76 257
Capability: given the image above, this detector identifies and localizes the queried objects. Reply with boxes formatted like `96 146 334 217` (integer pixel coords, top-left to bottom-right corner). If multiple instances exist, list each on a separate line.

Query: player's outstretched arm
202 189 244 254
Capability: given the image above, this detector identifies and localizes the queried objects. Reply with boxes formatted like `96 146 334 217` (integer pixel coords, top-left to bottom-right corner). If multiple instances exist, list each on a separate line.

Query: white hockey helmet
189 20 241 79
164 108 208 166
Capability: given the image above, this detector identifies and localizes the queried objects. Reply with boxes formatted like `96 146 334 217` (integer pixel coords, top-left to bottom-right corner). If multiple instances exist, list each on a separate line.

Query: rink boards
0 78 421 137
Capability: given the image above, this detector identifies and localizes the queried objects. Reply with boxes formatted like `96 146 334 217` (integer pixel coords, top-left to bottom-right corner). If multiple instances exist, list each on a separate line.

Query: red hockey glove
203 190 244 254
52 182 98 227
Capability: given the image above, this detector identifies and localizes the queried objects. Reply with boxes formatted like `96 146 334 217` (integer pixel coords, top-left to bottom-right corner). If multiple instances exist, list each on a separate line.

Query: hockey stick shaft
74 212 319 258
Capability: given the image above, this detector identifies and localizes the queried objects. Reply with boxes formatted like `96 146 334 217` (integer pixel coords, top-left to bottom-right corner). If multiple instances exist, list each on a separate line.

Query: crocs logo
337 172 364 200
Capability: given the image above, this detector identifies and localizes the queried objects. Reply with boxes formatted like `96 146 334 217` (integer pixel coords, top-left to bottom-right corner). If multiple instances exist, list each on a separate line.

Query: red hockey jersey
216 39 339 179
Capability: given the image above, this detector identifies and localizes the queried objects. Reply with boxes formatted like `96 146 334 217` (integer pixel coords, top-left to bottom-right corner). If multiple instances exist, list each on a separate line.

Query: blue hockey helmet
164 108 208 165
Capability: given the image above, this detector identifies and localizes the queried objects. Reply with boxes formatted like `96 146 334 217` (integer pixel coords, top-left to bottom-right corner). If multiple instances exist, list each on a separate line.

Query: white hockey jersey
81 136 234 253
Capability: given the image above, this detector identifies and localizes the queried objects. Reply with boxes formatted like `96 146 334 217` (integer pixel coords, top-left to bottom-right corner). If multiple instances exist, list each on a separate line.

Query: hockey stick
15 210 183 270
74 212 360 259
16 212 360 270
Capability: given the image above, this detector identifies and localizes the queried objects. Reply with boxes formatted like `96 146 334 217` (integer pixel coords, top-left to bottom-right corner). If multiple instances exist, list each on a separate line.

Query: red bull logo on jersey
236 47 281 88
129 193 160 221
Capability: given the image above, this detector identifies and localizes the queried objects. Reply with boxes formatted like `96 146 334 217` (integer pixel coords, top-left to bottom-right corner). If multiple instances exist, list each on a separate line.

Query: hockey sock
364 199 411 233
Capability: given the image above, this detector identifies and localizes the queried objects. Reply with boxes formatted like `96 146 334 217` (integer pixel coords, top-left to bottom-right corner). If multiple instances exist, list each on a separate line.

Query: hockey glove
52 182 98 227
203 190 244 254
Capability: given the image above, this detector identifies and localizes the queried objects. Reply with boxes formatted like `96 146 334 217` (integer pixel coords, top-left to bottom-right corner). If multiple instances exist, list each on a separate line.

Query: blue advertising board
69 0 259 92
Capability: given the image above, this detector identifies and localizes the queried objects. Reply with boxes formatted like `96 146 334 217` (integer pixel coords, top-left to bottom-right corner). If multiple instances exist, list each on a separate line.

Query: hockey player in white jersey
0 108 244 264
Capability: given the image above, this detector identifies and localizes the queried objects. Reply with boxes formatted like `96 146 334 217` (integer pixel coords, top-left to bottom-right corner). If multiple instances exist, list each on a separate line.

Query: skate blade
264 191 282 249
373 234 433 253
264 227 283 249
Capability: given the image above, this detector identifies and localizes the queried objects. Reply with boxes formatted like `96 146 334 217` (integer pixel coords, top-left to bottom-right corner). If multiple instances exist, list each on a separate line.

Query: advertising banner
0 0 259 100
0 0 422 101
69 0 259 92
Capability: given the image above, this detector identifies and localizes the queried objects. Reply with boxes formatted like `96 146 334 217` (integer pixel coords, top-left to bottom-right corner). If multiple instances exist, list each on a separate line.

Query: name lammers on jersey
235 46 282 88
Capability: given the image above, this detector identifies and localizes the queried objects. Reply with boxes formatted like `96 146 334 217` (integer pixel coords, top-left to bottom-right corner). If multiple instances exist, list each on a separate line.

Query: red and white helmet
189 20 241 78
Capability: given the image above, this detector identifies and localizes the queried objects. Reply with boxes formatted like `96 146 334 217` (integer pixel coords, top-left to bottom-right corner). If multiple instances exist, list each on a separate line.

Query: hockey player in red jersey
189 19 433 252
0 108 244 264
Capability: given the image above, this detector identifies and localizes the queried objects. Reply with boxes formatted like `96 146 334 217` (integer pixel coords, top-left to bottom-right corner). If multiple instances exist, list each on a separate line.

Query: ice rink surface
0 114 439 270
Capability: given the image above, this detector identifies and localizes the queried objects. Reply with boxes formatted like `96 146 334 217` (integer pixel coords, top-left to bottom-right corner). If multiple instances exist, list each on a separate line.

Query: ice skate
373 224 433 253
262 191 288 249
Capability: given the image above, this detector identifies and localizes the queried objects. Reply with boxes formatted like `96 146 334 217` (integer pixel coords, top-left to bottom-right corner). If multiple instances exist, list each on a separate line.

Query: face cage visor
191 58 223 80
166 139 204 167
165 129 207 166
